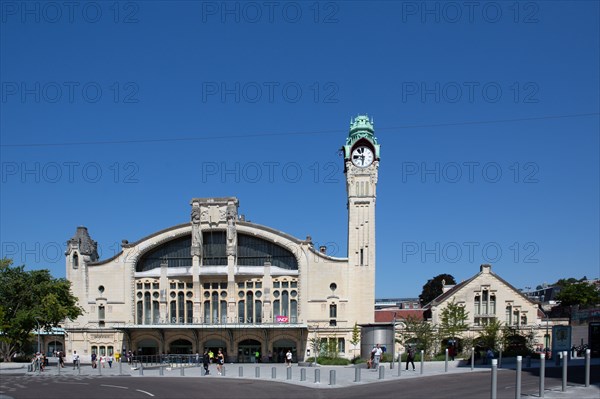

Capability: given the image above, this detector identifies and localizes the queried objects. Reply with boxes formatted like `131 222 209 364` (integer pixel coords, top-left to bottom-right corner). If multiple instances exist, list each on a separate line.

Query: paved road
1 363 598 399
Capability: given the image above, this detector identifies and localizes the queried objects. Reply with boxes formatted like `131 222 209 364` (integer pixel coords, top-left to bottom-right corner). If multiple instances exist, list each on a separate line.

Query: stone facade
62 116 380 363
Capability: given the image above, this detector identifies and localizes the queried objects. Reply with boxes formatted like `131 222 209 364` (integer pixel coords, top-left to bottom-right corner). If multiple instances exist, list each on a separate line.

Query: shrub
305 356 350 365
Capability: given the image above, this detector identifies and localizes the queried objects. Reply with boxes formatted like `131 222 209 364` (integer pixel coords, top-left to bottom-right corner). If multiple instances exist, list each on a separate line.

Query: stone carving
191 206 203 257
226 203 237 256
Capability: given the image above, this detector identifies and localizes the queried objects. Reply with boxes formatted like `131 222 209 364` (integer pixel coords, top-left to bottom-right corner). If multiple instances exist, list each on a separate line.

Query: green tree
397 315 437 359
477 319 503 351
555 282 600 307
349 322 360 358
0 259 83 361
419 274 456 306
439 299 469 346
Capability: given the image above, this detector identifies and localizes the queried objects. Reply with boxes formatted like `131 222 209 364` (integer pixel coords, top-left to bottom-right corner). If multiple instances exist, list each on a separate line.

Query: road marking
101 384 128 389
135 389 154 397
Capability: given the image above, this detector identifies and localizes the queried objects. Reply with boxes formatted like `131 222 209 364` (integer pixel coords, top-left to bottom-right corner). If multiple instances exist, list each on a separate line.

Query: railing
124 317 303 327
129 354 212 367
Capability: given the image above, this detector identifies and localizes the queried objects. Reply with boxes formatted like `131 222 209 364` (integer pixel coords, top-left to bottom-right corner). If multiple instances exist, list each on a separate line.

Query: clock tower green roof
343 115 380 160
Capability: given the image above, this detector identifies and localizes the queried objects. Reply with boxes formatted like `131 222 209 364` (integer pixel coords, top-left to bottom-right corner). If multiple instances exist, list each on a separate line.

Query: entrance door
170 339 193 354
238 339 261 363
273 339 296 363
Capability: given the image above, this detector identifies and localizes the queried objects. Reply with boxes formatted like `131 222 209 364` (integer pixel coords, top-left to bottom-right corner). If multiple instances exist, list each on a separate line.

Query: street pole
391 315 396 370
34 317 41 354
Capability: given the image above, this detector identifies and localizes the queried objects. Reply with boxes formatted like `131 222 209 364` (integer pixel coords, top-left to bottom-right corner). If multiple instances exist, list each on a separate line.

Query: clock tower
344 115 380 322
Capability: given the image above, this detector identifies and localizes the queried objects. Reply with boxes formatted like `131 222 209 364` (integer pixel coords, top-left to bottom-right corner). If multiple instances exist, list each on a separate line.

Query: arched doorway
273 339 296 363
137 338 159 356
204 339 227 363
238 339 261 363
47 340 63 355
170 339 193 354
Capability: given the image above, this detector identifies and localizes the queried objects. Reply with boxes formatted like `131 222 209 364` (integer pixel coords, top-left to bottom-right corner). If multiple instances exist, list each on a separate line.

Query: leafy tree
349 322 360 357
419 274 456 306
555 282 600 307
439 300 469 346
477 319 503 351
0 259 83 361
396 315 437 359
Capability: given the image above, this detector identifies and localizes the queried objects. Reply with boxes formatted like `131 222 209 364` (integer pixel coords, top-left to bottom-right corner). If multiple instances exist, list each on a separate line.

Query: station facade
62 116 380 362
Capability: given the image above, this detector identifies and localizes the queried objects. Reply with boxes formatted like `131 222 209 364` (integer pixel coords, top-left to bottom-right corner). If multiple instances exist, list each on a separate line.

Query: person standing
91 352 97 368
202 349 210 375
216 349 224 375
405 345 416 371
285 349 292 368
108 354 114 368
72 351 80 370
371 344 383 370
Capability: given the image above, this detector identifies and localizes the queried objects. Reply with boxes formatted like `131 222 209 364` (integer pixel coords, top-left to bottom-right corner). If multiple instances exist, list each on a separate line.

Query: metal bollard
539 353 545 398
378 365 385 380
471 348 475 371
222 366 226 376
255 367 260 378
585 349 590 387
354 366 361 382
139 363 144 376
398 359 402 376
78 361 81 375
286 367 292 380
491 359 498 399
271 367 276 379
515 356 522 399
119 359 122 375
561 351 567 392
99 363 102 375
314 368 320 384
329 369 336 385
499 350 502 368
239 366 243 377
445 348 448 372
300 368 306 381
159 366 164 376
180 366 185 376
57 362 60 375
420 350 424 375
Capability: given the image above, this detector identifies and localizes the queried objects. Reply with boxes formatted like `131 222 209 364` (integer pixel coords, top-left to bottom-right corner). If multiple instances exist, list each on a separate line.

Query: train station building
62 116 381 362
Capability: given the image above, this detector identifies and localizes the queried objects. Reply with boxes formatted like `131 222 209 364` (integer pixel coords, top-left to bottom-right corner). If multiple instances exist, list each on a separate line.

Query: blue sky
1 0 598 298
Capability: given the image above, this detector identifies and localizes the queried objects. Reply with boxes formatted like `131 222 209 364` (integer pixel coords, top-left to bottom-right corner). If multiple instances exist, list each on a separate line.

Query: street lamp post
391 313 396 369
34 317 41 354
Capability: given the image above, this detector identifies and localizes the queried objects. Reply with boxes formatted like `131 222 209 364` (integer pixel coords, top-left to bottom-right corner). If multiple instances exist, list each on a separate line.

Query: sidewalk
3 358 599 396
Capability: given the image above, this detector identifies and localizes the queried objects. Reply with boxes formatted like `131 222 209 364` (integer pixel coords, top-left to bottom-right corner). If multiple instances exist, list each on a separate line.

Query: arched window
72 253 79 269
329 304 337 318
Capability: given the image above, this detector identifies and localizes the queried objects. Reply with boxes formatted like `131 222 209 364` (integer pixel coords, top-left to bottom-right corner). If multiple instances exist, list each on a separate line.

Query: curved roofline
89 222 190 266
88 219 346 266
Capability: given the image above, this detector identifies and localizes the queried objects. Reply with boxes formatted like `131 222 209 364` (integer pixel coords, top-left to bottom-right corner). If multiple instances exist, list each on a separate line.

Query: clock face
351 146 374 168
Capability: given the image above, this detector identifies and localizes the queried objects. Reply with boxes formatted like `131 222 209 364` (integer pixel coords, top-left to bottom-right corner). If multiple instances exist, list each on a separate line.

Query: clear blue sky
1 1 598 298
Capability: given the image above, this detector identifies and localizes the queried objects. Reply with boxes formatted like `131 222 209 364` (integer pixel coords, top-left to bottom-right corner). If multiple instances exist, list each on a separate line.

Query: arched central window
237 234 298 269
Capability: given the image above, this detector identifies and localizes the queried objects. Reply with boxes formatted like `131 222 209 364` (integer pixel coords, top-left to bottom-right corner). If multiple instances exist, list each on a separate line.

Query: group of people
201 349 225 375
91 352 115 368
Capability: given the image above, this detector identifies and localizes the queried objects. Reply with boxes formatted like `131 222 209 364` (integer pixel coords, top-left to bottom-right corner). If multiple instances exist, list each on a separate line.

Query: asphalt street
1 362 598 399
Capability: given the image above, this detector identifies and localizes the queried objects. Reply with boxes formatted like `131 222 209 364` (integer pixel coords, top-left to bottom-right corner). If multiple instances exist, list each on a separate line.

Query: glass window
170 301 177 323
220 282 227 289
246 292 254 323
282 291 289 317
291 281 297 288
255 300 262 324
282 281 289 288
144 292 151 324
273 300 280 317
144 283 151 290
100 346 106 356
220 301 227 323
329 304 337 318
186 282 193 289
273 281 280 288
203 301 210 323
136 301 143 324
170 282 176 289
212 283 219 289
255 282 262 288
203 283 211 289
99 305 105 320
91 345 98 354
238 282 245 288
291 300 297 323
186 301 193 323
247 282 254 288
178 282 184 289
238 301 245 323
152 282 159 289
108 346 114 355
338 338 345 353
153 301 159 324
